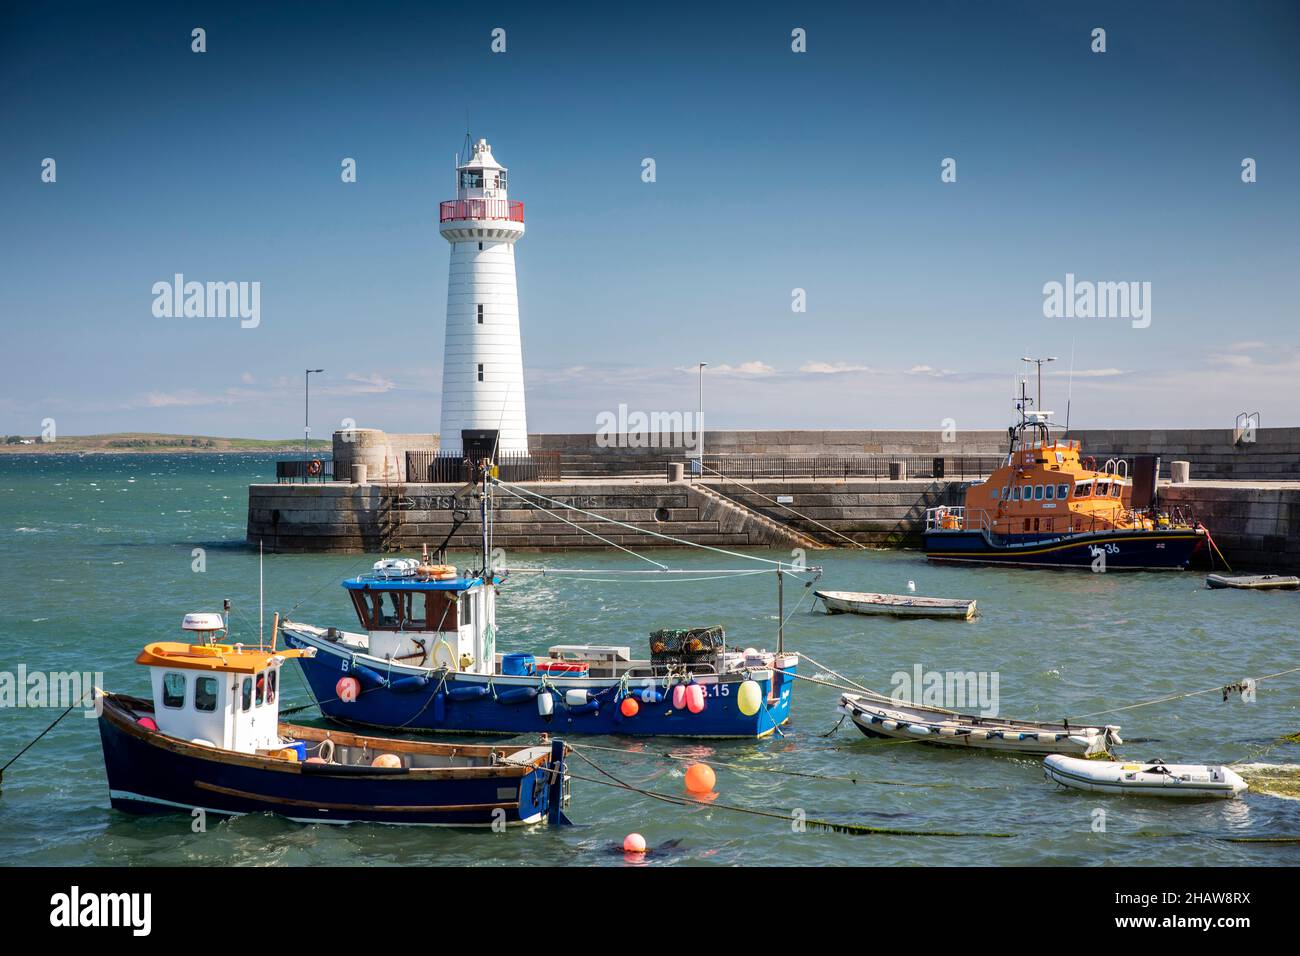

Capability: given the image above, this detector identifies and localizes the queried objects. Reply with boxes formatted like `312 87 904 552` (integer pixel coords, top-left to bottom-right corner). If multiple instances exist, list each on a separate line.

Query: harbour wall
332 427 1299 481
245 476 1298 569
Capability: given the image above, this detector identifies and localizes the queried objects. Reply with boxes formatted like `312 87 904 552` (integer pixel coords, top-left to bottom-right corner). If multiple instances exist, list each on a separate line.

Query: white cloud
799 361 872 374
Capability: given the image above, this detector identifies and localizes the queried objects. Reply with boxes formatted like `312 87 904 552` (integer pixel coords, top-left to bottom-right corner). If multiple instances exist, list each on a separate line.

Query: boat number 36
1090 544 1121 555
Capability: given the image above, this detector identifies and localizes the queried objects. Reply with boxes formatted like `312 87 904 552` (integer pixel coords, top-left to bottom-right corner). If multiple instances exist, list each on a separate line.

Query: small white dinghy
1043 754 1247 799
838 694 1120 756
1206 573 1299 591
816 590 976 620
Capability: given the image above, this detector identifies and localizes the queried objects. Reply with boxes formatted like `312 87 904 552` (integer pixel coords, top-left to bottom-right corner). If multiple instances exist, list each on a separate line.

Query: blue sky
2 0 1297 438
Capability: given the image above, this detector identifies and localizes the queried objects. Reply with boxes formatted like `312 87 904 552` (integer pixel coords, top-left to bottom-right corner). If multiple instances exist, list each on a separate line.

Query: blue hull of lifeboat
924 528 1206 570
97 696 562 827
283 632 795 740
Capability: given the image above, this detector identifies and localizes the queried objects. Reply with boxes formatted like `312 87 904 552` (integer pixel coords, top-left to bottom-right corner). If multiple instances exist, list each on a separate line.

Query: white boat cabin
135 613 313 754
342 560 498 675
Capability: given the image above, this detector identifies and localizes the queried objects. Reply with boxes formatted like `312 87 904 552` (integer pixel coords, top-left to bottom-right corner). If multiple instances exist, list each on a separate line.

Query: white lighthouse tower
437 138 529 456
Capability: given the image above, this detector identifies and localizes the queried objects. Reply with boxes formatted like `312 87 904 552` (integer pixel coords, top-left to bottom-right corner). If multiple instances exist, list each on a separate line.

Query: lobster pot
649 626 725 670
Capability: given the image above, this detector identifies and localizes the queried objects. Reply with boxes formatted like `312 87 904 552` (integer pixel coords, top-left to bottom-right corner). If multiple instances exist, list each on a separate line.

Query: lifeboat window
1034 485 1044 501
1076 481 1092 497
1002 486 1010 499
991 487 999 500
1044 485 1055 500
162 672 186 709
194 676 218 712
1057 483 1070 499
255 672 266 707
1111 484 1122 498
1096 482 1109 497
241 676 253 712
1023 518 1031 531
1012 487 1021 501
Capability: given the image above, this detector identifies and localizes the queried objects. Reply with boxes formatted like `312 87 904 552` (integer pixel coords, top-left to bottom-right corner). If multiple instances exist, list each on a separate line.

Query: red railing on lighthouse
439 199 525 223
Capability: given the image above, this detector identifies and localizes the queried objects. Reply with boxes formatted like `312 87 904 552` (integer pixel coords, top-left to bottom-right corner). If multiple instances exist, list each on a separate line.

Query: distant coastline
0 433 331 455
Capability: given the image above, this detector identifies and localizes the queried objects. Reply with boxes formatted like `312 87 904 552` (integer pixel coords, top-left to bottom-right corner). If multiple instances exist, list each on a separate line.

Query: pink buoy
623 833 647 854
336 676 361 703
671 685 687 710
686 683 706 714
137 717 157 731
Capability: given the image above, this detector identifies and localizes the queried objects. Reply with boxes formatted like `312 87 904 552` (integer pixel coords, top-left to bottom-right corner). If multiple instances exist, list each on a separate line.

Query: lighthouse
437 138 529 456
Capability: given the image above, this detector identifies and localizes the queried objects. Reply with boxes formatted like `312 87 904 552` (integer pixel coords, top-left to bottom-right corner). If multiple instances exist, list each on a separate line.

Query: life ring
416 564 457 580
307 458 323 476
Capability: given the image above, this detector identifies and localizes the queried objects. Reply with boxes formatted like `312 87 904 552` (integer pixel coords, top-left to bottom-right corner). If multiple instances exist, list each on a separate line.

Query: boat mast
777 564 784 654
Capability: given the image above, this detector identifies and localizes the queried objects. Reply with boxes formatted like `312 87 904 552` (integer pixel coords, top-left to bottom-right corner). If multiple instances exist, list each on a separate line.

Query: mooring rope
560 743 1012 838
1066 665 1300 722
0 688 93 786
493 479 819 570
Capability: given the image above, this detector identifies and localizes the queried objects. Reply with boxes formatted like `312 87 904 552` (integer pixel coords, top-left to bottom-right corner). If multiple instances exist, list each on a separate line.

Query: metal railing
701 455 1006 481
438 199 525 223
276 458 334 483
405 450 561 483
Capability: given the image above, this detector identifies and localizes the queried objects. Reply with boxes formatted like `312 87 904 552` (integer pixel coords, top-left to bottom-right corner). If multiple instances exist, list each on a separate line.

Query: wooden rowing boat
816 589 976 620
1206 573 1299 591
837 693 1121 756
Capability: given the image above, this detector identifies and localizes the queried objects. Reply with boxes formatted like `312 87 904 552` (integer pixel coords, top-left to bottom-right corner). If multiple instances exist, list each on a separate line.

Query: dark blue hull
924 528 1205 570
98 696 564 827
283 631 795 739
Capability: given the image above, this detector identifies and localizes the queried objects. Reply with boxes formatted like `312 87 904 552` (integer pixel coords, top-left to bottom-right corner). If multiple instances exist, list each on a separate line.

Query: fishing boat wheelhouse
924 405 1209 570
96 610 569 826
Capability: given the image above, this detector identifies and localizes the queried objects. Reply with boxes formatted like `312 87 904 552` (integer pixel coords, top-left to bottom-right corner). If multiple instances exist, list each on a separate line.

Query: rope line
1067 665 1300 721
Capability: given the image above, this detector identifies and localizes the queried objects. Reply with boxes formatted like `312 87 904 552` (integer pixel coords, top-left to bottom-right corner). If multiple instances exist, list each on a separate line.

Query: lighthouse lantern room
438 138 529 456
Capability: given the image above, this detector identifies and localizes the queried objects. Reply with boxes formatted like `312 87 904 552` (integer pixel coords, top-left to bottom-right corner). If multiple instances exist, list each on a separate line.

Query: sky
2 0 1298 439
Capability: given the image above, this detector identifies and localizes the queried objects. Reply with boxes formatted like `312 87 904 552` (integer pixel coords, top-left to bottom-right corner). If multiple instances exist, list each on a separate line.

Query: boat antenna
1065 338 1076 432
259 540 264 649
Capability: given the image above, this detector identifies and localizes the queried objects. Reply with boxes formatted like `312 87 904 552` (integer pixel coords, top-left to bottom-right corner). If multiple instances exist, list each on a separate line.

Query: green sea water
1 453 1298 866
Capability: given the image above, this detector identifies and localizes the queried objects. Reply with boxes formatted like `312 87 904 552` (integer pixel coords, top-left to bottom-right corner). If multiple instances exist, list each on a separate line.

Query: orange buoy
623 833 647 854
684 762 716 794
620 696 640 718
372 753 402 769
336 676 361 703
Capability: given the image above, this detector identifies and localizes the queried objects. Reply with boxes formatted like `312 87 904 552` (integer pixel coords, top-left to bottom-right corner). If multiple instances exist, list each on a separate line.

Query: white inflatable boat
1043 754 1247 799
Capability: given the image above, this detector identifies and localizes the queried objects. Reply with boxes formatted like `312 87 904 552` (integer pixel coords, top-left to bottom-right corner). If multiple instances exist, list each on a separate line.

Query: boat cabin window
1075 481 1092 497
991 487 999 500
1012 486 1021 501
1045 484 1055 500
460 593 474 628
1034 485 1044 501
241 676 253 711
162 672 186 709
1057 483 1070 499
255 672 266 707
195 676 218 712
1002 486 1010 499
1110 484 1122 498
267 670 277 704
1096 482 1109 497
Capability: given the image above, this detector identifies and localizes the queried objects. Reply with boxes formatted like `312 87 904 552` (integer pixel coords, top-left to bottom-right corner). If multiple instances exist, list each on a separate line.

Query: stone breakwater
246 474 1298 570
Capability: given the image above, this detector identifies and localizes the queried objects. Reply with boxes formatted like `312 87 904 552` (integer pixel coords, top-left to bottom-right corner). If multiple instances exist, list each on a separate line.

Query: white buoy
907 580 916 592
537 693 554 717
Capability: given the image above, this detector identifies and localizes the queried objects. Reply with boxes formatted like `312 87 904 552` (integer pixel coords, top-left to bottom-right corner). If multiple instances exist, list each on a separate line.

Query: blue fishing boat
97 612 569 827
280 468 804 739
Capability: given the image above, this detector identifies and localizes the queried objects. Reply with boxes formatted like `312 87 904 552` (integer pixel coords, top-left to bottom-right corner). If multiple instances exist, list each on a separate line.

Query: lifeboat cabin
95 610 569 826
923 414 1208 570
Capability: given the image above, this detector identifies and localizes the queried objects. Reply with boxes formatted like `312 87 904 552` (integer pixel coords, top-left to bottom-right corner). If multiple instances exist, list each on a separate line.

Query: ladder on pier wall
377 452 406 552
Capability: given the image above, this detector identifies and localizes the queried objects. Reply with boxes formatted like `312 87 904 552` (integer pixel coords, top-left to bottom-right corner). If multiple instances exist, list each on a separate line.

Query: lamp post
304 369 324 455
1020 356 1056 414
696 362 707 477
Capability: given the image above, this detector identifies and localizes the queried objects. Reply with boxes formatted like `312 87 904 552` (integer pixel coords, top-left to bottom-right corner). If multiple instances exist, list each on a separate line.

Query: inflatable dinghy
1043 754 1247 799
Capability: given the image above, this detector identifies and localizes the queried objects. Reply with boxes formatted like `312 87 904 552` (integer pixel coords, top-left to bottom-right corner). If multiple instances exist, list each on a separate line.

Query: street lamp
305 369 324 454
1020 356 1056 415
696 362 707 477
